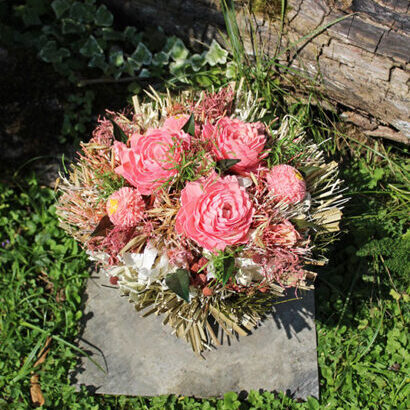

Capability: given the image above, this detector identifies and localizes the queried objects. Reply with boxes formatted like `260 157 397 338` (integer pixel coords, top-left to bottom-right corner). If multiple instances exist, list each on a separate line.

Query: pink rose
114 128 190 195
202 117 267 174
175 172 254 251
263 220 300 248
266 164 306 204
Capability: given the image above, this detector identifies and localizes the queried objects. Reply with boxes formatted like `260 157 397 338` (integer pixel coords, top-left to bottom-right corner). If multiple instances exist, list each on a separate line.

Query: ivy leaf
88 54 107 71
51 0 70 19
20 7 41 26
165 37 189 61
38 41 70 63
205 40 228 66
128 44 152 73
95 5 114 27
109 119 128 143
220 256 236 285
169 60 189 82
130 42 152 67
190 53 206 72
152 51 169 67
126 57 142 74
138 68 151 79
90 215 113 237
61 18 85 34
165 269 190 302
41 25 59 38
69 2 94 23
182 113 195 137
109 49 124 67
79 35 103 58
215 159 240 173
101 28 124 42
124 26 142 46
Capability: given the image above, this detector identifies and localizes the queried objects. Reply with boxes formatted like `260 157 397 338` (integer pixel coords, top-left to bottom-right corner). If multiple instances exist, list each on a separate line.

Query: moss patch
245 0 284 19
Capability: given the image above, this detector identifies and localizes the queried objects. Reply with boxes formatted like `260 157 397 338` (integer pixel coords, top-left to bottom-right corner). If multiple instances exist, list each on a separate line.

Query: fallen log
105 0 410 143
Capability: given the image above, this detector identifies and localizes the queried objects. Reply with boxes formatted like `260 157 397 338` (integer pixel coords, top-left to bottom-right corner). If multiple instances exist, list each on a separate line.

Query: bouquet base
72 273 319 399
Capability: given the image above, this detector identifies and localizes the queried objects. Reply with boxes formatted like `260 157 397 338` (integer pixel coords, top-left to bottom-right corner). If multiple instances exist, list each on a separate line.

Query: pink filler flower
175 173 254 251
106 187 145 227
266 164 306 204
263 220 300 248
202 117 267 174
163 114 190 132
163 114 202 138
114 128 191 195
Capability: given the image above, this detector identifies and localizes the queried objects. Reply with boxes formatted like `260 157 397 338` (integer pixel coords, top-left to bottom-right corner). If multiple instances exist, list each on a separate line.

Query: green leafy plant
7 0 230 88
60 90 95 142
0 0 231 144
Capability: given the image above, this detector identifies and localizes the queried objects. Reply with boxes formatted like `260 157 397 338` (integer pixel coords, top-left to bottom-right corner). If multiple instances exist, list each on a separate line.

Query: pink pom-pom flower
263 220 300 248
266 164 306 204
106 187 145 227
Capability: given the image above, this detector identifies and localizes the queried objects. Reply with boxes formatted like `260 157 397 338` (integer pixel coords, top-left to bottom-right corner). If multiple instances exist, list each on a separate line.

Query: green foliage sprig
210 247 243 285
95 170 125 202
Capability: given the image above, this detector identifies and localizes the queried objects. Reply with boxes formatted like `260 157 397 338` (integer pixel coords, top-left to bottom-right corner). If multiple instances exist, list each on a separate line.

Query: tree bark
105 0 410 142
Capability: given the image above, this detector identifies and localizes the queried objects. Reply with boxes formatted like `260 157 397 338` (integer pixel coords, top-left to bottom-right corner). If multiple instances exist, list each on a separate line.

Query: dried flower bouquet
56 84 347 355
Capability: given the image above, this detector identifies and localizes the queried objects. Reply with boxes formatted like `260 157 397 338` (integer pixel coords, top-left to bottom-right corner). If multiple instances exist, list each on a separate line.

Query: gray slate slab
72 273 319 399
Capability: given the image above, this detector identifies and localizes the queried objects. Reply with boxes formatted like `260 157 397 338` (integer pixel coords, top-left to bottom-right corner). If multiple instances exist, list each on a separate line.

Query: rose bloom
263 220 300 248
106 187 145 227
266 164 306 204
202 117 267 174
114 128 191 195
175 172 254 251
